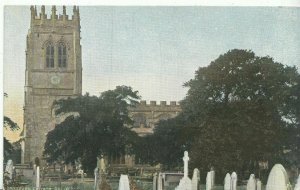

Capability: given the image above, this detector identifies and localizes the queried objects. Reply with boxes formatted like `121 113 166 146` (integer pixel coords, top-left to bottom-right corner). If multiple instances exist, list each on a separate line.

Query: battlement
30 5 80 25
139 100 180 106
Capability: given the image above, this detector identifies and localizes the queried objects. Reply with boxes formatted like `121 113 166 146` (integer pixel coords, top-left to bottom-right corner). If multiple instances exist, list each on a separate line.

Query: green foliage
4 138 14 162
3 116 19 161
146 49 300 180
43 86 141 173
135 115 190 168
3 93 20 162
185 49 300 179
4 116 19 131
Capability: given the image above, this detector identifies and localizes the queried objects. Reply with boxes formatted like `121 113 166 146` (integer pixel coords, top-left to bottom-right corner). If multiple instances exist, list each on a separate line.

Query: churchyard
3 151 300 190
3 5 300 190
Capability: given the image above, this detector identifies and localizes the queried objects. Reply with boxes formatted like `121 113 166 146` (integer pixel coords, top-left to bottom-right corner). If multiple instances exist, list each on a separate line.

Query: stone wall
22 6 82 164
129 100 182 136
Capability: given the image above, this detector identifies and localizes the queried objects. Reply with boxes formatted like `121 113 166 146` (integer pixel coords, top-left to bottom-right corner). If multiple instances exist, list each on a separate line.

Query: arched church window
58 42 67 68
46 44 54 68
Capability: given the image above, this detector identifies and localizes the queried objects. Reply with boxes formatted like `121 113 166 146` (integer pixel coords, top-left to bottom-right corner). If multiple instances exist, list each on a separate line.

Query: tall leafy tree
181 49 300 180
43 86 141 173
147 49 299 181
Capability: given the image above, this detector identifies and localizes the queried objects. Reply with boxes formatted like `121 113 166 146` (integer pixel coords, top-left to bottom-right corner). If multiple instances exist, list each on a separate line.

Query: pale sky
3 6 300 141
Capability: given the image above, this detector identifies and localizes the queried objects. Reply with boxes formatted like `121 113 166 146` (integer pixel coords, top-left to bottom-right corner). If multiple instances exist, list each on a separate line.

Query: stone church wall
129 100 181 136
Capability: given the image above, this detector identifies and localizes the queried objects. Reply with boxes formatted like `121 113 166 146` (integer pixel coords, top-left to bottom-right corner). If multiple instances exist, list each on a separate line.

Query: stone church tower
21 6 82 164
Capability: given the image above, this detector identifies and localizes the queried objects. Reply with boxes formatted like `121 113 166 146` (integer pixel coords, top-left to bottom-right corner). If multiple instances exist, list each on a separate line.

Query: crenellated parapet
139 100 180 107
131 100 181 114
132 100 181 112
30 5 80 28
129 100 182 136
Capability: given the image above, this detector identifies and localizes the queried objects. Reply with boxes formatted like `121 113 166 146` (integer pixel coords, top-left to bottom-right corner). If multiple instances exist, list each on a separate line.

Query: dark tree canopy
185 49 299 179
134 115 192 169
43 86 141 173
145 49 300 181
4 116 19 131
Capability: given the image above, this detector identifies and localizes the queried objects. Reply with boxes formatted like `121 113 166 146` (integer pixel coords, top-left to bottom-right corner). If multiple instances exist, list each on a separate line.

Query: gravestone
157 173 163 190
206 172 212 190
256 179 262 190
246 174 256 190
94 167 99 190
118 174 130 190
5 159 14 180
191 168 200 190
231 172 237 190
266 164 290 190
175 151 192 190
153 173 157 190
295 175 300 190
224 173 231 190
210 169 215 188
36 166 40 190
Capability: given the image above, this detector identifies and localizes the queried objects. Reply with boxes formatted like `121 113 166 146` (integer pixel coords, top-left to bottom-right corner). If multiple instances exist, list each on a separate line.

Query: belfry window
58 43 67 68
46 44 54 68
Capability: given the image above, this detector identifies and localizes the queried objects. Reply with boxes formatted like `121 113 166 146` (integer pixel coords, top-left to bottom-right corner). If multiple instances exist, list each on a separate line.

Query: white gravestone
118 174 130 190
256 179 262 190
5 159 14 180
94 167 99 190
192 168 200 190
246 174 256 190
266 164 290 190
206 172 212 190
211 170 215 188
175 151 192 190
224 173 231 190
295 175 300 190
231 172 237 190
36 166 40 190
157 173 163 190
153 173 157 190
183 152 189 178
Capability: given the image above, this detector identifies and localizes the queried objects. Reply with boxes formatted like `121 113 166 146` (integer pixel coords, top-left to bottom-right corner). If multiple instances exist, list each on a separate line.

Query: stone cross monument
175 151 192 190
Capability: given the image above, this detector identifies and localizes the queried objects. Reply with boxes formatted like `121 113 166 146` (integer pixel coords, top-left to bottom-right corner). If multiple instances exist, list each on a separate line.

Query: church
21 6 181 165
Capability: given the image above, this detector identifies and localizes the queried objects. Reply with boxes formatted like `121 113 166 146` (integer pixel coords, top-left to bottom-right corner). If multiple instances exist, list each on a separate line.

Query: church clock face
50 75 61 85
